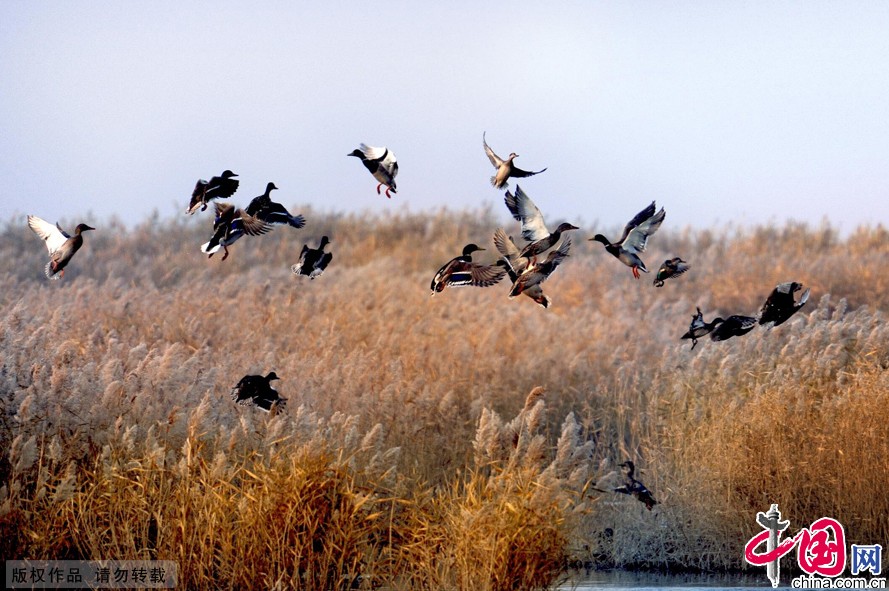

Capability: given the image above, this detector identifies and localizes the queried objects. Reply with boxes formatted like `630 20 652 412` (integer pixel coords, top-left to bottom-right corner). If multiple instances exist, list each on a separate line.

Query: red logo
745 505 846 586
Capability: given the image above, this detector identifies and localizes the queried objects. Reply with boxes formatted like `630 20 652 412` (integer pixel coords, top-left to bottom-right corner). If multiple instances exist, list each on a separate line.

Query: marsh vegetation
1 209 887 589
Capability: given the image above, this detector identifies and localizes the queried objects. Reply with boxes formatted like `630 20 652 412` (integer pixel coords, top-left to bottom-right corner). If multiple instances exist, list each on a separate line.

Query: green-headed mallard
503 185 579 262
591 201 666 279
430 243 507 294
292 236 333 279
654 257 690 287
201 202 272 260
27 215 95 280
614 460 658 511
231 371 286 413
483 132 547 189
245 182 306 229
187 169 239 214
759 282 810 327
710 315 757 341
680 307 724 349
348 144 398 197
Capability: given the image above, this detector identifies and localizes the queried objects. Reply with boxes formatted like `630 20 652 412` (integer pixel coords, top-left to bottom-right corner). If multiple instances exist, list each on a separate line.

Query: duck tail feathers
201 240 221 255
44 261 62 280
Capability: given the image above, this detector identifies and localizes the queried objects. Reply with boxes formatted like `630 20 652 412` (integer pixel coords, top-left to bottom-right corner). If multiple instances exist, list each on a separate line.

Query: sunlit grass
1 209 887 588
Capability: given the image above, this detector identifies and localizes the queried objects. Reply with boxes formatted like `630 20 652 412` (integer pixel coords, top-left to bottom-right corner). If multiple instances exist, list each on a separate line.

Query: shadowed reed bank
1 209 888 589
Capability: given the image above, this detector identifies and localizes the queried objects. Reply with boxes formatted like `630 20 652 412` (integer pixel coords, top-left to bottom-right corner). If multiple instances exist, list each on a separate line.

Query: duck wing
236 210 273 236
509 164 547 178
252 199 306 228
619 205 665 255
358 144 389 162
380 149 398 176
537 234 572 274
509 236 571 296
482 132 504 168
317 252 333 271
188 180 208 213
504 186 550 242
207 174 239 199
28 215 70 255
711 315 757 341
615 202 657 245
493 228 528 274
673 260 691 276
436 260 507 290
466 262 507 287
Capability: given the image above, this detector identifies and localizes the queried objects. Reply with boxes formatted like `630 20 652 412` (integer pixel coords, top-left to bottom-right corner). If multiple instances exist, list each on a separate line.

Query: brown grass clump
2 209 888 587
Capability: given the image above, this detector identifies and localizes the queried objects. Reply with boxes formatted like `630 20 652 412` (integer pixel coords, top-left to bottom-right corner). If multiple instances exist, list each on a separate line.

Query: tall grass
1 209 888 588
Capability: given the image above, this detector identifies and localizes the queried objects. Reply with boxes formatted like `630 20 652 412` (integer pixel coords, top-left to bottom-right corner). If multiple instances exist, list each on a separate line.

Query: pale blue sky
2 1 888 234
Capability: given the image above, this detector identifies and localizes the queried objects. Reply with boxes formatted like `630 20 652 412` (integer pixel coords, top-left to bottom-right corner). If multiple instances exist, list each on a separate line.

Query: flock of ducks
680 281 811 349
26 134 814 509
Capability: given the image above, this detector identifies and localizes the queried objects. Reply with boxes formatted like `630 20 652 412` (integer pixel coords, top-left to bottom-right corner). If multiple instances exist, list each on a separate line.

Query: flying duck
495 260 551 308
483 132 547 189
187 169 239 214
201 202 272 260
759 282 810 327
492 230 551 308
291 236 333 279
27 215 95 280
590 201 666 279
430 243 507 294
230 371 286 412
654 257 690 287
613 460 658 511
508 236 572 299
245 182 306 229
503 185 579 262
680 307 724 349
494 228 572 300
348 144 398 197
710 315 757 341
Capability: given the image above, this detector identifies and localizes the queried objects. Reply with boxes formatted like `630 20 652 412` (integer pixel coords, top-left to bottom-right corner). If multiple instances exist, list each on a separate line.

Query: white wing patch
28 215 69 255
621 207 665 255
359 144 389 161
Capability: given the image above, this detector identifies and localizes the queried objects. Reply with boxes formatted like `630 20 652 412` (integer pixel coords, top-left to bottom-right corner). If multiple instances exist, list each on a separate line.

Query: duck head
319 235 331 248
462 243 485 257
266 371 280 381
589 234 610 245
347 149 365 160
266 182 278 193
74 223 95 234
555 222 580 234
221 170 238 178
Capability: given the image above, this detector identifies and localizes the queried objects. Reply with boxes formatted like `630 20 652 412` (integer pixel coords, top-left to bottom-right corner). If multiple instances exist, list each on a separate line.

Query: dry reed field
2 208 888 589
